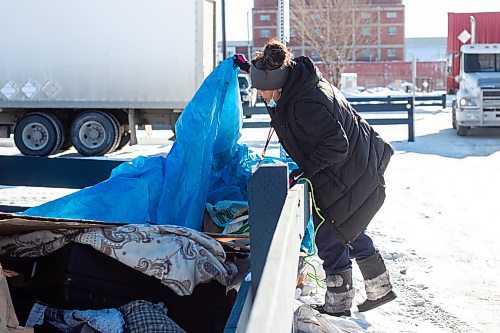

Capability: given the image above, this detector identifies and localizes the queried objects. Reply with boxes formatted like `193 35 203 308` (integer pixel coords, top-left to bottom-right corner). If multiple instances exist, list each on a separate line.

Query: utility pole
222 0 227 58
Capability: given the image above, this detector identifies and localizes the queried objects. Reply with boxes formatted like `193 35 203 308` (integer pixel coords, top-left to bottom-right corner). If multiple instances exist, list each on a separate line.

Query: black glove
233 54 250 73
289 168 305 188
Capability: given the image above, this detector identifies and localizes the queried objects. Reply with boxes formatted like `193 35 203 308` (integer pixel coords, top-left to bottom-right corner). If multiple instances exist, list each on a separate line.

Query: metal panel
0 206 28 214
242 121 270 128
0 0 213 109
366 118 409 125
246 179 307 332
246 165 288 292
350 103 410 112
227 164 309 332
224 278 253 333
243 106 268 116
0 156 125 189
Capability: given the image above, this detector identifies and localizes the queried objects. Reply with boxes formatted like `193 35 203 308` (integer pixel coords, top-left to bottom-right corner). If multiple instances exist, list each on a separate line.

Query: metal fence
242 94 446 142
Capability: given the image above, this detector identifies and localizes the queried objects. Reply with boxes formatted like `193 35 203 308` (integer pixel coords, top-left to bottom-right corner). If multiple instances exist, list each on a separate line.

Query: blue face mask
268 98 277 108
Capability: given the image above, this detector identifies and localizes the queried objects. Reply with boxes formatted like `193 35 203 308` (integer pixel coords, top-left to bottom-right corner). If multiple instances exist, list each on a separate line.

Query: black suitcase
2 242 236 333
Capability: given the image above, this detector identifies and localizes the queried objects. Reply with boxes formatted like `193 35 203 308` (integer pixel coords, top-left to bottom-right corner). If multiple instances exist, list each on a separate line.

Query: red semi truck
448 12 500 136
447 12 500 93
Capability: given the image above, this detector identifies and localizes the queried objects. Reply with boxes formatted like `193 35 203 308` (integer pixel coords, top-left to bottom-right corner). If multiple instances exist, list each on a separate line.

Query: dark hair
254 39 292 70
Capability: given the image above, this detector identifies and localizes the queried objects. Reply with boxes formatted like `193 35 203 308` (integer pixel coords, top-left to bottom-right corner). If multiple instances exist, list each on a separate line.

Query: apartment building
252 0 405 61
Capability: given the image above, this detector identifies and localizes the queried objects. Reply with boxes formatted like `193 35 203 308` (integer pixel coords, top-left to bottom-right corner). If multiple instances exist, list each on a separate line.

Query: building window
260 29 270 38
361 12 371 19
260 14 270 21
290 28 296 38
387 27 397 36
386 12 397 18
313 27 321 36
361 49 372 59
387 48 397 58
361 27 371 36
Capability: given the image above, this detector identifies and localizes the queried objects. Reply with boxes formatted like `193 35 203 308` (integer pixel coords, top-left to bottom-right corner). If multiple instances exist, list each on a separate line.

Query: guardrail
243 96 417 141
0 156 126 212
225 164 309 332
414 94 447 108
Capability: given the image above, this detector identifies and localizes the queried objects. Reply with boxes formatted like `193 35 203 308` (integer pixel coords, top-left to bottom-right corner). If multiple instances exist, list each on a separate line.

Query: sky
219 0 500 41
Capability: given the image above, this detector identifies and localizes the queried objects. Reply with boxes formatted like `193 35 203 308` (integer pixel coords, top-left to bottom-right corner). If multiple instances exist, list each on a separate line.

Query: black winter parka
269 57 394 244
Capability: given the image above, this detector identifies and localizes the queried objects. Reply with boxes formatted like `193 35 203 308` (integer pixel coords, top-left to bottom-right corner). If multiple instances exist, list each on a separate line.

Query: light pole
222 0 227 58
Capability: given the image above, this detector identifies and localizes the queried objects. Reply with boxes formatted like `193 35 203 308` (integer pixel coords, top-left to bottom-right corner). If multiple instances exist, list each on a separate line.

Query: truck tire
457 126 470 136
71 111 120 156
14 112 64 156
60 135 73 151
44 113 66 154
116 131 131 150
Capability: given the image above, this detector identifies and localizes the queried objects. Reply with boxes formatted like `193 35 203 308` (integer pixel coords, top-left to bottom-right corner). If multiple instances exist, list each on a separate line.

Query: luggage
2 243 236 333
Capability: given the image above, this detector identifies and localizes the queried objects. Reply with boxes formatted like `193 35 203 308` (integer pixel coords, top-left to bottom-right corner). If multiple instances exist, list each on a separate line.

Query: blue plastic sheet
22 58 315 254
23 59 247 230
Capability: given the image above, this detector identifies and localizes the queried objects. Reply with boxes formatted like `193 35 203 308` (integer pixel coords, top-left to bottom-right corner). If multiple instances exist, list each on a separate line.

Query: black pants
313 212 376 274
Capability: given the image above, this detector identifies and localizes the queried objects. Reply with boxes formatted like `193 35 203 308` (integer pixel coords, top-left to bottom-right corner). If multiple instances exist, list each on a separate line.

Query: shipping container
447 12 500 92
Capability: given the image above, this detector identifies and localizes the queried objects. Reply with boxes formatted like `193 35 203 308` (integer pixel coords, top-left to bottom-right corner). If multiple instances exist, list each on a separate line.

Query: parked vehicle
449 14 500 136
0 0 216 156
447 12 500 93
238 74 258 108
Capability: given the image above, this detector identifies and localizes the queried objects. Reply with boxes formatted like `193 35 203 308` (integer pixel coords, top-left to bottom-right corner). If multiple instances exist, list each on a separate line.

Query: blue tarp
22 59 315 253
23 59 250 230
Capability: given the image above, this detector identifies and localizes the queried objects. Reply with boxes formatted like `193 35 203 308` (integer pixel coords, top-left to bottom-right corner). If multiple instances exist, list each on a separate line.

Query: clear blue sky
218 0 500 41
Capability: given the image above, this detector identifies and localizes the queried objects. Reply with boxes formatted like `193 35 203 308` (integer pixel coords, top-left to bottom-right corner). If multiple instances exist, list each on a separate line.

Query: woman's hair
254 39 292 70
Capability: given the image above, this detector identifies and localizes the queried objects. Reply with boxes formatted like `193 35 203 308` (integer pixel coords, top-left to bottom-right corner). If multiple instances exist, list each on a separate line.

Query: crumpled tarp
22 59 252 231
0 225 237 296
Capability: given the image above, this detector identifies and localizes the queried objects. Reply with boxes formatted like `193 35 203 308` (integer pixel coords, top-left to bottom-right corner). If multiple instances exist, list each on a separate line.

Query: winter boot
314 267 355 317
357 251 397 312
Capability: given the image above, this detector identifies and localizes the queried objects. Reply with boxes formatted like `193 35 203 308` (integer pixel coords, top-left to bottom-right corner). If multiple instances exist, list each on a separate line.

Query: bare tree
291 0 375 87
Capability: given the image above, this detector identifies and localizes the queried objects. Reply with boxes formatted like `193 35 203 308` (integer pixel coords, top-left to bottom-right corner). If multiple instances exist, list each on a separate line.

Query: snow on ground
1 104 500 332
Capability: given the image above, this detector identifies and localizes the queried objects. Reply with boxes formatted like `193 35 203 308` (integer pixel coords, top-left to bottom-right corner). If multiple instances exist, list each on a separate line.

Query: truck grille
482 89 500 111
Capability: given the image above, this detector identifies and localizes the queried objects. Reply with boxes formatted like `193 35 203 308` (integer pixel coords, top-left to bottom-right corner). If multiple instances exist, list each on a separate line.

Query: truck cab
453 44 500 136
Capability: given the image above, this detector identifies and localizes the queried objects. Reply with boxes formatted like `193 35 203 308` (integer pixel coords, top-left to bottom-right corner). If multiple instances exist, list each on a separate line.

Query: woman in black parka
234 40 397 316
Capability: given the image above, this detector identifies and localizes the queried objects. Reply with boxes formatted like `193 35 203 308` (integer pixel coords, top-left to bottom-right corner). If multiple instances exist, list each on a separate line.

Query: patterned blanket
0 225 237 296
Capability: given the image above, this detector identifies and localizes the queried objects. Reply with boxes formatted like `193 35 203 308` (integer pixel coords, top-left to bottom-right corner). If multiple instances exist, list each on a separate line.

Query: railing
0 156 126 212
243 96 417 141
225 164 309 332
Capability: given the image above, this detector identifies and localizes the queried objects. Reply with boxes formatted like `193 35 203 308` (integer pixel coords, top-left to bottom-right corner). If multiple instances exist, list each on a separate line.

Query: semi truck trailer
0 0 216 156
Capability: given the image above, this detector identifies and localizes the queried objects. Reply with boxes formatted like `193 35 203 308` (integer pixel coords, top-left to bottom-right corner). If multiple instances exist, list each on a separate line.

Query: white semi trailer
0 0 216 156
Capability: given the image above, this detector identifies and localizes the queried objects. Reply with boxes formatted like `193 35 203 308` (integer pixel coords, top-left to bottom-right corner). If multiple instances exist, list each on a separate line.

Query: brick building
252 0 405 61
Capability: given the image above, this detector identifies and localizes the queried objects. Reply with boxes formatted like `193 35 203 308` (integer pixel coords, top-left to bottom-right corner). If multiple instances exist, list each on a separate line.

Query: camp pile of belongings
0 59 254 333
0 213 250 332
0 58 314 332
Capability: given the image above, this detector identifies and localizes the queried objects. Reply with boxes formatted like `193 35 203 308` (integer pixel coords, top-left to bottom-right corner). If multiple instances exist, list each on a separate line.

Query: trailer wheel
14 112 64 156
457 126 469 136
71 111 120 156
44 113 66 154
116 131 131 150
60 135 73 151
